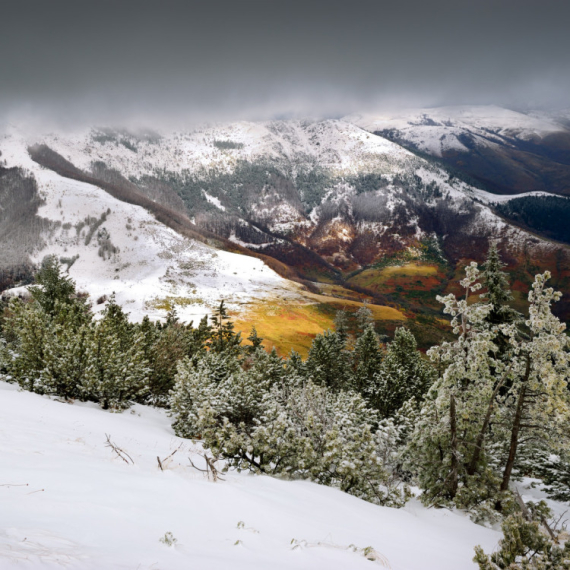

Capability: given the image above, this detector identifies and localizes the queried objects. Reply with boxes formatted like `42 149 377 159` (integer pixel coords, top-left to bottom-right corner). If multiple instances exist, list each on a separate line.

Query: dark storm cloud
0 0 568 126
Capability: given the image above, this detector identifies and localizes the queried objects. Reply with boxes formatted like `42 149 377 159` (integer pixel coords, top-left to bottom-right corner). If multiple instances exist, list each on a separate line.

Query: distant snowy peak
347 105 570 197
0 128 301 323
346 105 568 157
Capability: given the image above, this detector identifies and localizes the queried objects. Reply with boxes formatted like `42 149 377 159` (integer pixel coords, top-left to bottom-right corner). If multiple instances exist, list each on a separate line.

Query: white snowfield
469 188 565 205
0 381 503 570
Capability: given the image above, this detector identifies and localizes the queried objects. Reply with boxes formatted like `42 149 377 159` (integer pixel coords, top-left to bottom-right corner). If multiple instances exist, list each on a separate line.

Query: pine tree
373 327 435 417
2 299 50 391
170 351 264 439
246 326 264 354
408 264 570 519
285 349 306 380
28 256 79 318
2 261 92 395
474 507 570 569
495 271 570 507
81 300 149 410
356 301 374 333
333 310 349 345
481 242 520 327
140 315 190 406
187 315 212 360
352 324 383 396
407 262 505 511
36 301 92 399
305 329 352 391
209 301 242 355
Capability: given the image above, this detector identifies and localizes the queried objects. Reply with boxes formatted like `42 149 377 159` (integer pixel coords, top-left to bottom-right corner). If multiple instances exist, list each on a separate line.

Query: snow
0 128 302 324
347 105 568 157
469 188 566 204
203 191 226 211
22 118 414 182
0 380 503 569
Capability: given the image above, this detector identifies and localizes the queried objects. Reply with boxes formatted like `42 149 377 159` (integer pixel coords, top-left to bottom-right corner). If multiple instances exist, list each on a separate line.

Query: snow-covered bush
170 351 270 439
170 353 409 507
474 505 570 569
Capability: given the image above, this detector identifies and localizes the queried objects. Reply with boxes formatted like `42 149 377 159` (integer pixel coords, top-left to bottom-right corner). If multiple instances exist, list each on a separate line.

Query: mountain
0 126 303 328
348 105 570 196
1 111 570 350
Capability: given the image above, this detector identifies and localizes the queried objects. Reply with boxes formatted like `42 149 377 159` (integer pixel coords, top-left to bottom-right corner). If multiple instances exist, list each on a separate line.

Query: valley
1 107 570 352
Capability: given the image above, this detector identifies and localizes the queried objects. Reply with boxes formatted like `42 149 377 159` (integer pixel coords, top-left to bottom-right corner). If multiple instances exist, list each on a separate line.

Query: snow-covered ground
0 381 504 570
468 188 565 204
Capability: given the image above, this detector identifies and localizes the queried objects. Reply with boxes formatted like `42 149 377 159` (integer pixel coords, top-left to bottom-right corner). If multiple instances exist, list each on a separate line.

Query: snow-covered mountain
348 105 570 196
0 126 302 324
1 109 570 330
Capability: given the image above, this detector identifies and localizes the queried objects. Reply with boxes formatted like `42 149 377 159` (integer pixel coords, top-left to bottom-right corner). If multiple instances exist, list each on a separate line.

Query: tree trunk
500 354 531 496
449 393 459 499
500 382 527 494
467 369 511 476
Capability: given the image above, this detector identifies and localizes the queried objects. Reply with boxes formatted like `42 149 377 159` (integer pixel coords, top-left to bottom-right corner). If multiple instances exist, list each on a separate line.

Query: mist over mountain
1 1 569 128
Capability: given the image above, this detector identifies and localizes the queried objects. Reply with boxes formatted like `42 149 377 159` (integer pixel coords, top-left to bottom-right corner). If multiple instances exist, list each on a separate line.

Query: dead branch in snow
189 451 224 482
105 433 134 465
157 443 183 471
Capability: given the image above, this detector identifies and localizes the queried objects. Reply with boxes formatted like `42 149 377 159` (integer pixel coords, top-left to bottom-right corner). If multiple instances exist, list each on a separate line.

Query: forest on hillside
496 195 570 244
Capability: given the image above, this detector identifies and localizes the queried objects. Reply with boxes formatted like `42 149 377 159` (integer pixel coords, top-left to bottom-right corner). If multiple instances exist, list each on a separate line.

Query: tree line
1 247 570 568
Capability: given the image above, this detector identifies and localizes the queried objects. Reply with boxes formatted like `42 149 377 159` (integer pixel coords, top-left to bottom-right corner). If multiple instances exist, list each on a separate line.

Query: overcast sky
1 0 568 127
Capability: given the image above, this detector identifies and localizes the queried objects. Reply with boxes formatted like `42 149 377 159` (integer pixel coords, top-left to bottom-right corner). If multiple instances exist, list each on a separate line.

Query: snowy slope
0 126 301 322
346 105 567 157
34 119 413 179
0 381 504 570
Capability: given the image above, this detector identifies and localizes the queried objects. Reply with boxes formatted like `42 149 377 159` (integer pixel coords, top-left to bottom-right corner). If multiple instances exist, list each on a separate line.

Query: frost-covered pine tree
481 241 520 328
408 263 570 519
356 301 374 333
474 505 570 569
352 324 383 396
36 301 92 399
170 351 266 439
3 259 91 394
81 298 148 410
285 349 306 379
494 271 570 507
3 298 51 391
407 262 505 512
305 329 352 391
28 256 78 318
373 327 435 417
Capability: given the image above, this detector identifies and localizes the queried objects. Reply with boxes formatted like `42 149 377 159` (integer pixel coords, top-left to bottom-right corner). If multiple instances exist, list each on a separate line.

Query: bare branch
105 434 134 465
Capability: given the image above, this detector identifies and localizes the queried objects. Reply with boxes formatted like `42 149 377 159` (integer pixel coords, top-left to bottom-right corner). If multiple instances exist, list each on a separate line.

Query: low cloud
1 0 568 128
